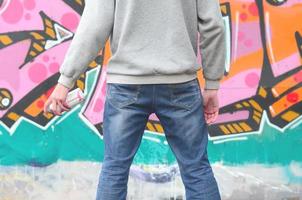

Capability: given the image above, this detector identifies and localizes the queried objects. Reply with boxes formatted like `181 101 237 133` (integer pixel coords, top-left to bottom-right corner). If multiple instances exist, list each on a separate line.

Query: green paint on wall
0 69 301 166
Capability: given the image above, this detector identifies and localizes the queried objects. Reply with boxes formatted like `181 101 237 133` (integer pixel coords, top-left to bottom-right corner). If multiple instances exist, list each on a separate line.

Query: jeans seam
107 84 142 109
169 88 201 111
152 85 155 111
167 79 196 89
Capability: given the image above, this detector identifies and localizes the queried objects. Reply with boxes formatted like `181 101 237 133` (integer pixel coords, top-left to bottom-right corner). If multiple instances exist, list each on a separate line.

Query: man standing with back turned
44 0 226 199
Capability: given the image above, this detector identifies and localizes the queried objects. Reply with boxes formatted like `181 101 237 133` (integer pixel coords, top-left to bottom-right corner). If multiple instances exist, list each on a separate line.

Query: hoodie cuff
57 74 75 89
205 79 220 90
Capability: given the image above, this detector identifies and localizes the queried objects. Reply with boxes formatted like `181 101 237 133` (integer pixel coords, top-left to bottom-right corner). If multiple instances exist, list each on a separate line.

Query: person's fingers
204 110 218 124
206 118 210 124
207 113 213 123
43 99 53 114
205 111 215 115
208 111 219 124
207 116 213 123
52 100 61 116
208 117 214 124
56 101 62 115
57 100 70 111
210 112 216 118
61 100 71 109
204 109 211 124
205 114 211 124
211 114 217 122
50 99 57 114
59 104 69 112
203 102 219 124
213 111 218 121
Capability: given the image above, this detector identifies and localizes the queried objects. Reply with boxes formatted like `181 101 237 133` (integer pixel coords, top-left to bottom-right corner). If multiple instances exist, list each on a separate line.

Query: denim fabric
95 78 221 200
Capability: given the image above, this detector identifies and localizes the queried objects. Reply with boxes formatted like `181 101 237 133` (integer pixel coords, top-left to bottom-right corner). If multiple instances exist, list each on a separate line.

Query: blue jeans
95 78 221 200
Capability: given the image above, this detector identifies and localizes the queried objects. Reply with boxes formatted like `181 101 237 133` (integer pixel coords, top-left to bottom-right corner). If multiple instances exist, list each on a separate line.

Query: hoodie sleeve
57 0 115 89
197 0 226 90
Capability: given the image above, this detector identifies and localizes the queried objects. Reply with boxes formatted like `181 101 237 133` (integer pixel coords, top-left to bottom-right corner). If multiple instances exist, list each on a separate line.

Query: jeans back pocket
168 79 201 111
106 83 141 109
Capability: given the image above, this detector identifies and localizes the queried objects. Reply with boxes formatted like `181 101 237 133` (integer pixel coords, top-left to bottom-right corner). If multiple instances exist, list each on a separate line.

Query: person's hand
202 89 219 124
43 83 71 116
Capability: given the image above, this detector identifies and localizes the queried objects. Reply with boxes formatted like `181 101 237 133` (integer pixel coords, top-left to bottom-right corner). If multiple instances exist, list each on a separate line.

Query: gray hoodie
58 0 226 89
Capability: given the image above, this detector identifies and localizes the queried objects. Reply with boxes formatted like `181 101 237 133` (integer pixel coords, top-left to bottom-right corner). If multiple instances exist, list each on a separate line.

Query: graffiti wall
0 0 301 199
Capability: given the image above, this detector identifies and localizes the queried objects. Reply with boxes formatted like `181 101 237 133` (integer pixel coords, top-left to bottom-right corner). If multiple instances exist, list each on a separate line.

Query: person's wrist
57 82 71 91
57 74 75 89
203 88 218 95
205 79 220 90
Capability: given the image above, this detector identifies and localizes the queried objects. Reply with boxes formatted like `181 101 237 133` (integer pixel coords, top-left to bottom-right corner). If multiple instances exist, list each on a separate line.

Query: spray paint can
47 88 85 113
